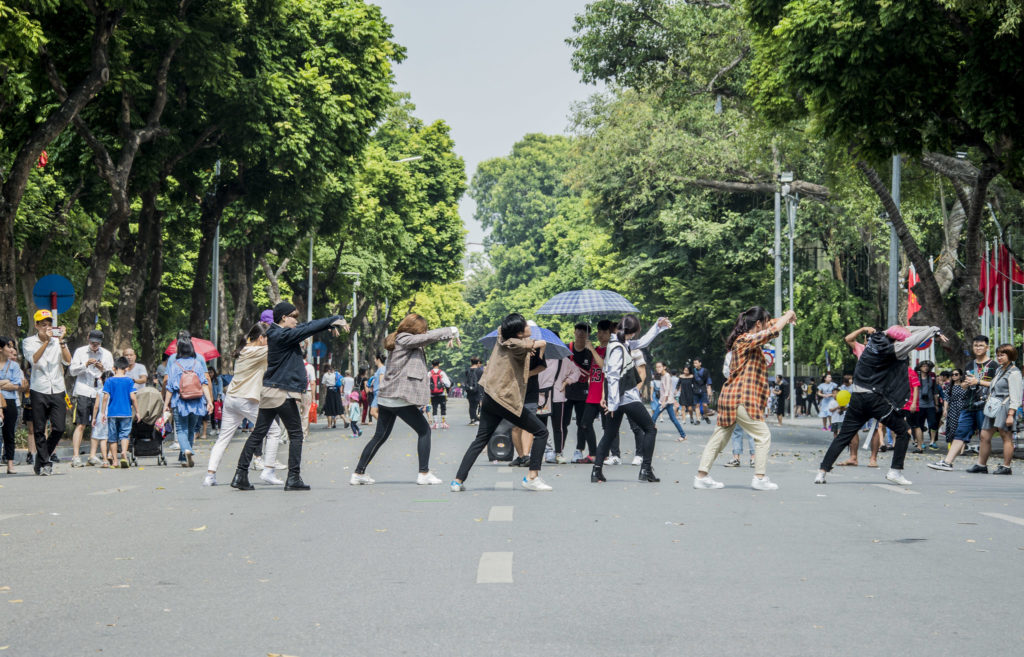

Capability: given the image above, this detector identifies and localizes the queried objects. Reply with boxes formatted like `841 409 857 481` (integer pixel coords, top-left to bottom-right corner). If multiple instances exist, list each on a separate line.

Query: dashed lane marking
488 506 514 522
871 484 920 495
494 481 513 490
980 512 1024 527
476 552 513 583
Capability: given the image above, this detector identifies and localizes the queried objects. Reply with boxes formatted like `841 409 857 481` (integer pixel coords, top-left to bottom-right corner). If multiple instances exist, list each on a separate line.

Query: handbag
982 367 1010 418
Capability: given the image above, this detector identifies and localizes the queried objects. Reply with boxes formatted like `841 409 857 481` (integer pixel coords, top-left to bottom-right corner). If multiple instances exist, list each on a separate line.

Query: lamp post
781 173 797 419
209 159 221 350
888 155 901 328
341 271 360 374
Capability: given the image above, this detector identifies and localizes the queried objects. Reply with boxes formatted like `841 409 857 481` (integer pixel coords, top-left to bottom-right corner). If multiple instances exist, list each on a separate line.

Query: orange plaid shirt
716 326 780 427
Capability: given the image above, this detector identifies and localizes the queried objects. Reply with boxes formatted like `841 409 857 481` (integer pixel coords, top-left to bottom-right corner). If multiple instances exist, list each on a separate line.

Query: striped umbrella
535 289 639 316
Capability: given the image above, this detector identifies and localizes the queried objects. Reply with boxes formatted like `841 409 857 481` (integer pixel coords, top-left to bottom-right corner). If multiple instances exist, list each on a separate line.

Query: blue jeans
108 417 132 443
953 408 986 444
173 412 202 456
651 403 687 438
731 427 754 455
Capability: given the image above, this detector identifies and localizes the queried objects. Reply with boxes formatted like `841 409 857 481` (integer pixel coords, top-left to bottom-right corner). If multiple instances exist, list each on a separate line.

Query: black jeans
237 398 305 479
566 399 598 454
613 415 644 457
355 404 432 473
456 393 548 482
596 401 656 469
547 401 567 453
430 395 447 417
467 392 481 422
820 392 911 471
30 390 66 468
2 403 17 462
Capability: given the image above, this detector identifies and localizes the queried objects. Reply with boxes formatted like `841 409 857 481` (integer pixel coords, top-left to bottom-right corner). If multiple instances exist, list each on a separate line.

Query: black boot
638 468 660 483
284 473 310 491
590 466 606 483
230 469 254 491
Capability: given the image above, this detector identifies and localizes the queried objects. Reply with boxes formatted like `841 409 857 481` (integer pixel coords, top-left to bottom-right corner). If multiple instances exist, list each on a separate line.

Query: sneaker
203 474 217 486
965 464 988 473
927 460 953 471
581 455 595 464
993 465 1013 475
571 450 584 463
926 442 939 450
604 455 621 465
272 461 287 470
521 476 553 491
25 453 35 465
751 476 779 491
555 453 568 464
749 459 755 468
723 458 740 468
252 456 264 471
50 453 60 463
260 469 284 485
911 447 924 454
544 450 556 464
71 456 83 468
814 471 827 484
185 451 194 468
693 475 724 489
450 480 465 492
41 464 53 476
417 472 443 485
349 473 375 485
630 455 642 466
885 469 912 486
87 455 102 466
704 417 711 424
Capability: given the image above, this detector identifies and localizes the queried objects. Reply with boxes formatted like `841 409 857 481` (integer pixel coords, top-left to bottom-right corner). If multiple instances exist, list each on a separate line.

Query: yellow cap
33 309 53 323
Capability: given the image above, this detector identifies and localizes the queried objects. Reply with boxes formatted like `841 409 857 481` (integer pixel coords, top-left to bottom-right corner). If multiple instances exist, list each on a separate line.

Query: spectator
68 330 113 467
369 353 386 421
163 334 213 468
22 310 72 475
320 363 342 429
99 356 137 469
428 360 451 429
692 358 713 423
122 347 148 391
0 335 25 474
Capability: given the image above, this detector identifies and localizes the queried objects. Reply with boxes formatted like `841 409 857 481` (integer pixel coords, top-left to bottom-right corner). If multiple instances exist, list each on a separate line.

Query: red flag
908 265 921 320
979 254 990 316
36 150 48 168
998 245 1011 312
987 250 998 312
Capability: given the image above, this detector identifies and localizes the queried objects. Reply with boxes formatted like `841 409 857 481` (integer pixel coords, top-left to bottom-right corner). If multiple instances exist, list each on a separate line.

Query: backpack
176 360 204 400
430 370 446 395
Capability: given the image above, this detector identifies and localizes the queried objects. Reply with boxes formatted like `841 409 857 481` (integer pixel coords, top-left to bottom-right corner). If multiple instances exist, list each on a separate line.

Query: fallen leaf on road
190 525 207 532
155 487 165 490
0 587 9 591
375 529 387 533
8 600 23 603
966 539 976 543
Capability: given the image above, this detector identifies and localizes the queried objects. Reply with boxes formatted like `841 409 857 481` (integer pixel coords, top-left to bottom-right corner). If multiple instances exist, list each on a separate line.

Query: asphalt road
1 401 1022 657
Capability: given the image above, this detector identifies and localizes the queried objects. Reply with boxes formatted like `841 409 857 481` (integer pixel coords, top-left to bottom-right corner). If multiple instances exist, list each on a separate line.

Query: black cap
88 330 104 343
273 302 298 323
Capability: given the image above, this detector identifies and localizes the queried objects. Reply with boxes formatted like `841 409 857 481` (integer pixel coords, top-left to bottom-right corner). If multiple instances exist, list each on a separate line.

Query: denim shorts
108 417 132 443
953 408 986 443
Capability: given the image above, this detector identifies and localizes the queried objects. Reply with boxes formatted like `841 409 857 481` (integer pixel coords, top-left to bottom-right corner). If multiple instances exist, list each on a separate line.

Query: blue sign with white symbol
312 341 327 359
32 274 75 314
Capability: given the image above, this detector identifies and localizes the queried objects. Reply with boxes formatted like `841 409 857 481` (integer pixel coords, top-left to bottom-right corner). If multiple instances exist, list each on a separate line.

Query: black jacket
852 332 909 410
264 315 341 393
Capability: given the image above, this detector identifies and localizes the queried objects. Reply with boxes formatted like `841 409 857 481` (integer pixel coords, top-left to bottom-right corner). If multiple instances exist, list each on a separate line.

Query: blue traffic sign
312 341 327 359
32 274 75 314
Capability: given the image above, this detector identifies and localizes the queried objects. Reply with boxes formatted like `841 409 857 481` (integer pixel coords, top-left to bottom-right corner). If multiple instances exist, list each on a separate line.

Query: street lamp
340 271 360 374
780 173 797 420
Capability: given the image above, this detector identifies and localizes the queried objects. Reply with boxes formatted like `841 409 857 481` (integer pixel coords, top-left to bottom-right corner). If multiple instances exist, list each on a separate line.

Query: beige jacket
479 336 536 415
226 346 268 402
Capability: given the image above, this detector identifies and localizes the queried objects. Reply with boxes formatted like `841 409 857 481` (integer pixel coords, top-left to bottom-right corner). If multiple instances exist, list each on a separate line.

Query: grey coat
378 328 457 407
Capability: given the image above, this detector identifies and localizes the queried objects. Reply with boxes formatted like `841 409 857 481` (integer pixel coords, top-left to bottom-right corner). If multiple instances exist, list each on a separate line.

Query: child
348 392 362 437
90 372 111 466
212 398 223 431
100 357 137 469
829 391 850 440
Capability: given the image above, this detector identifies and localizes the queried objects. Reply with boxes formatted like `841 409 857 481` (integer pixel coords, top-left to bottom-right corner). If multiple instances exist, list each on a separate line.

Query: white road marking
980 512 1024 527
476 552 513 583
88 485 139 496
0 513 22 522
494 481 513 490
488 506 514 522
872 484 920 495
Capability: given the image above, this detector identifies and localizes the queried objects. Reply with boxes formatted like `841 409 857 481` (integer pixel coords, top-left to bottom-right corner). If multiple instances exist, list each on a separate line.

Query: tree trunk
111 186 161 351
223 243 256 372
138 214 165 371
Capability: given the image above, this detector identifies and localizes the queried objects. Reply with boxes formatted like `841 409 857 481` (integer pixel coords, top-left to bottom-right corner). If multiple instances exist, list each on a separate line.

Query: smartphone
52 326 65 338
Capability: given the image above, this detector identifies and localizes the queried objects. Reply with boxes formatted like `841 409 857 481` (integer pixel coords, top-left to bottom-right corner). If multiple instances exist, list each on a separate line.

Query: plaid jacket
717 326 779 427
378 328 457 407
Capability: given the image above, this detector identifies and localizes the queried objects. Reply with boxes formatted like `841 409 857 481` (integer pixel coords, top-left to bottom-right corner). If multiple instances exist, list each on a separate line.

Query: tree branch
707 46 749 93
690 177 831 202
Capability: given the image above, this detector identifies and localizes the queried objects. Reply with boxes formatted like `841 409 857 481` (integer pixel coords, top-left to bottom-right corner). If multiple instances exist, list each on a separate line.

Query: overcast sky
373 0 601 245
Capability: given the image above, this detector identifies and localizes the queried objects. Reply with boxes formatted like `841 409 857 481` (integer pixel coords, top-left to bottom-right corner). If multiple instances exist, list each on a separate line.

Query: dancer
232 303 348 491
591 315 672 484
452 313 552 492
350 314 458 486
694 308 796 490
814 324 943 485
205 323 283 486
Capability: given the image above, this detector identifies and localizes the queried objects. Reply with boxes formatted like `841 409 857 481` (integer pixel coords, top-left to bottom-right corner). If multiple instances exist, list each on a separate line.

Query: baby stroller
129 386 168 466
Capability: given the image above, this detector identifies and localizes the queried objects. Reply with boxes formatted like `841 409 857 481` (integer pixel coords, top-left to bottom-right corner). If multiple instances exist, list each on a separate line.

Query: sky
373 0 601 246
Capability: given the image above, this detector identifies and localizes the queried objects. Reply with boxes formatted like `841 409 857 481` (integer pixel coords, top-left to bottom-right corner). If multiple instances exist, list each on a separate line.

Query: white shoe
71 456 83 468
260 469 284 485
693 475 725 489
521 476 553 491
555 453 568 464
202 474 216 486
631 455 643 466
252 456 264 471
604 455 621 465
350 472 375 485
571 450 584 463
751 476 779 491
544 450 556 464
813 471 827 484
87 455 103 466
450 480 465 492
272 461 287 470
417 472 443 485
885 469 912 486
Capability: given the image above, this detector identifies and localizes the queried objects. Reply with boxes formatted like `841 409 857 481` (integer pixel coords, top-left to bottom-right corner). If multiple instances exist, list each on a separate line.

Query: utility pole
209 160 221 350
307 236 314 362
774 185 783 377
341 272 360 374
888 155 901 328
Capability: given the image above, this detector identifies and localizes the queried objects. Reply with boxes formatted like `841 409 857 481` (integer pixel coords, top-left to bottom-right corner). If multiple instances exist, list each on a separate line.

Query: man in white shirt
68 330 113 467
22 310 72 475
122 347 148 391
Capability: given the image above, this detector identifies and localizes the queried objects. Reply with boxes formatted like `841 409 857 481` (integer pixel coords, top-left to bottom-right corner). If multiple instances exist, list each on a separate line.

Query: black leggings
596 401 656 469
237 398 305 478
1 403 17 462
467 393 480 422
566 399 599 454
820 392 911 471
355 404 432 473
456 394 548 482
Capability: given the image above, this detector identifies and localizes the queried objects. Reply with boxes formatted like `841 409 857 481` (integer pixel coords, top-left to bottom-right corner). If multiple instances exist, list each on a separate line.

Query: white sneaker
521 476 553 491
202 474 216 486
693 475 725 489
350 472 375 485
450 480 465 492
813 471 827 484
272 461 287 470
71 456 83 468
751 476 779 491
604 455 621 465
260 469 284 485
544 450 556 464
631 455 643 466
252 456 264 471
885 469 912 486
571 450 584 463
417 472 443 485
555 453 568 464
87 455 103 466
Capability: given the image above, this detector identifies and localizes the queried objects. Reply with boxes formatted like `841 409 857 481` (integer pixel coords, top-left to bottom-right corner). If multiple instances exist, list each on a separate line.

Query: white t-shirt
342 375 355 396
125 363 148 391
305 363 316 393
828 399 845 424
321 371 337 387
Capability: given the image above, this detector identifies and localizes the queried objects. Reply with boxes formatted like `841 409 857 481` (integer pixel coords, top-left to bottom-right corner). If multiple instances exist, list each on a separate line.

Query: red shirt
903 367 920 411
586 345 606 404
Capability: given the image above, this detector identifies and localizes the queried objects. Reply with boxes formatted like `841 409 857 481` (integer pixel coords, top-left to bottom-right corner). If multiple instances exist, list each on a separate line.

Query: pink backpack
176 361 204 400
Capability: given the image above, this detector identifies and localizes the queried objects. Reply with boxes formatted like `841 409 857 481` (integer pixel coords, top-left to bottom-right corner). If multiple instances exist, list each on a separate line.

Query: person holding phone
22 310 72 475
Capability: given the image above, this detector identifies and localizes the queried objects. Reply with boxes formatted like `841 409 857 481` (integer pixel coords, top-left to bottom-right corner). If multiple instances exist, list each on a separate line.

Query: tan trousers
301 392 312 437
698 404 772 476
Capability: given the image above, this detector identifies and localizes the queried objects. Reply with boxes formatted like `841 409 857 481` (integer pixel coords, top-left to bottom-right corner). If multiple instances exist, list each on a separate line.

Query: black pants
596 401 656 469
548 401 568 453
430 395 447 417
776 395 788 417
467 392 480 422
613 415 644 457
31 390 66 468
820 392 911 471
355 404 432 474
456 394 548 482
566 399 598 454
1 403 17 462
237 398 305 479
